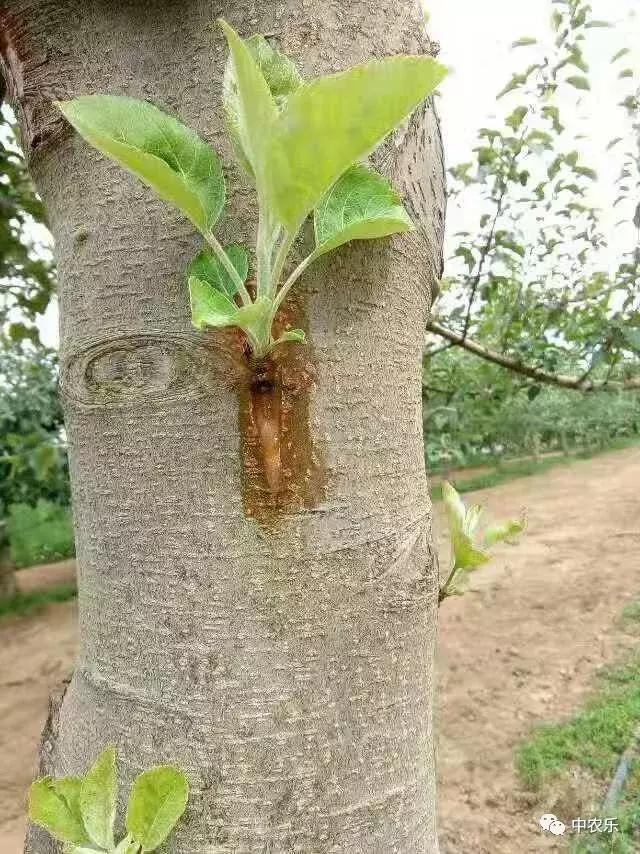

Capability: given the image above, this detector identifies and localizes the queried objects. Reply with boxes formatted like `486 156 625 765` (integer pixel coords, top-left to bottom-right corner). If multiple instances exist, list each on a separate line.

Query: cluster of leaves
0 107 56 345
439 481 525 602
57 21 446 359
427 0 640 393
0 345 68 518
29 747 189 853
424 348 640 469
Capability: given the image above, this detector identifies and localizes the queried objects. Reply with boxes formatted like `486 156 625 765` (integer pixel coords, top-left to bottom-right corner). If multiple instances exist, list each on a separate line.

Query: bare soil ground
1 446 639 852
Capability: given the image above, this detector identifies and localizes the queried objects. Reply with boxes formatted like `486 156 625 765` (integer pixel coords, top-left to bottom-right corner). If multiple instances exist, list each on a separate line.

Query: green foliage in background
426 0 640 397
0 346 69 518
0 583 76 621
29 747 189 854
6 499 74 568
0 107 56 344
424 349 640 469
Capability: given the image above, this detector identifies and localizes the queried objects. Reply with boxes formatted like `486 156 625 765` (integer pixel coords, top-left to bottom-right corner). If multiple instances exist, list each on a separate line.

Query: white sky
36 0 639 347
427 0 639 265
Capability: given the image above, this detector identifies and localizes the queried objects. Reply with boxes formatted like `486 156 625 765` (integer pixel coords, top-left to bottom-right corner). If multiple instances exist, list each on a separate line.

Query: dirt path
1 446 639 851
437 445 640 852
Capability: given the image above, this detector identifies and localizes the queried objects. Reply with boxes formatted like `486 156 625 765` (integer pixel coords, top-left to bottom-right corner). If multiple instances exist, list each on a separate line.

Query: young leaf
234 298 273 345
56 96 225 236
512 37 537 48
223 31 302 176
463 504 483 538
274 328 306 345
483 519 525 548
126 766 189 852
442 481 466 533
66 848 114 854
442 482 490 571
188 244 249 299
220 20 279 193
244 34 302 101
451 530 491 572
265 54 448 229
188 277 239 329
113 833 141 854
312 164 413 259
566 75 590 91
80 746 118 849
29 777 90 846
611 48 630 63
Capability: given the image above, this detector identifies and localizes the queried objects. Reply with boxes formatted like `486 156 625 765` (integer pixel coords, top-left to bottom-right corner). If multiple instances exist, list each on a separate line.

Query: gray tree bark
0 521 17 600
1 1 445 851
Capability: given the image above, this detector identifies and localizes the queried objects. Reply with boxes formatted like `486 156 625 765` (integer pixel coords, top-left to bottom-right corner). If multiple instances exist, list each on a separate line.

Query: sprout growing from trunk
439 481 526 603
56 21 446 361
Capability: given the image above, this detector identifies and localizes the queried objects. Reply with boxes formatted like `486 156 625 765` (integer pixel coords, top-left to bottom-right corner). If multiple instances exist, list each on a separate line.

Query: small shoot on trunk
55 21 447 361
28 746 189 854
439 481 525 603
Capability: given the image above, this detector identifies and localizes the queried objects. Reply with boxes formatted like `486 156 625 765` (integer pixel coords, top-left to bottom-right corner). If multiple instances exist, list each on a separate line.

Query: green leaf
506 106 528 131
234 297 272 343
245 34 303 100
585 20 610 28
622 328 640 353
451 531 490 572
312 164 413 259
442 481 466 534
274 328 306 345
29 777 90 846
188 276 238 330
188 244 249 299
113 833 141 854
483 519 526 548
126 766 189 852
463 504 483 538
223 31 302 176
542 105 563 134
220 20 279 192
512 37 537 48
56 96 224 236
265 54 447 229
66 847 111 854
566 76 590 91
611 48 630 63
80 746 118 849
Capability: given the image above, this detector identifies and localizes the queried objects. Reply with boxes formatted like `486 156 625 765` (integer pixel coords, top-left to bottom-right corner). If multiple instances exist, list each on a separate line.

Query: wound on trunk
236 296 324 522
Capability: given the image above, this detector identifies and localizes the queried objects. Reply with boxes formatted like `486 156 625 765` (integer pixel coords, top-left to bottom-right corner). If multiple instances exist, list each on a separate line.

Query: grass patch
0 583 77 620
619 601 640 627
429 439 640 500
517 659 640 791
517 646 640 852
6 499 75 568
572 771 640 853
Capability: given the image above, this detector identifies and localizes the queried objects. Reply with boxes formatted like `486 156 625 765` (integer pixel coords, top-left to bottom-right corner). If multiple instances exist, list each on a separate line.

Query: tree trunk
0 527 17 600
2 1 445 851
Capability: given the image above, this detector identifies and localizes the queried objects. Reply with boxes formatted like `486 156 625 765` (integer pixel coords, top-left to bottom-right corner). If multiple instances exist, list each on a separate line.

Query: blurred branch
426 319 640 392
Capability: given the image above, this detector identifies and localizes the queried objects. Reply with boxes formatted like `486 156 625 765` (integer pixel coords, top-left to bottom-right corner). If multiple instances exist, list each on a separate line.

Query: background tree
425 0 640 399
1 1 445 851
0 106 55 343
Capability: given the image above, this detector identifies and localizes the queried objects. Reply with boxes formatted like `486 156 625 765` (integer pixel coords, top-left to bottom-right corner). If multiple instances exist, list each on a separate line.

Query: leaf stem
270 230 296 298
205 231 252 306
438 562 459 604
272 252 316 315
